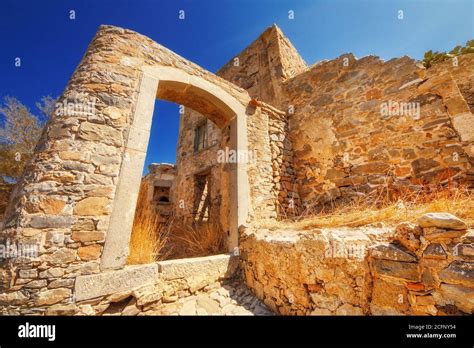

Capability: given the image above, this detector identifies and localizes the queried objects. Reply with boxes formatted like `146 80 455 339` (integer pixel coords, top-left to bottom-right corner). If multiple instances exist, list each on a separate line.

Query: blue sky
0 0 472 172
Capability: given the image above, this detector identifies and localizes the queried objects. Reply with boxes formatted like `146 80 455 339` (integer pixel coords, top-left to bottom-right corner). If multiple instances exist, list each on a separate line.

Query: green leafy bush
423 40 474 68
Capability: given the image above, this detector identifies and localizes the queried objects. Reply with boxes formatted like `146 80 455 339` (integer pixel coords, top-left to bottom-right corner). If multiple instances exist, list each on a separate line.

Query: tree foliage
0 96 54 214
423 40 474 68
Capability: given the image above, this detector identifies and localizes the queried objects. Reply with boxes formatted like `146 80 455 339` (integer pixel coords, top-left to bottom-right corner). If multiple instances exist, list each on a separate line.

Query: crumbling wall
240 213 474 315
218 24 307 109
265 104 299 217
283 54 474 208
0 254 238 315
173 108 227 228
430 54 474 114
141 163 176 222
245 101 298 220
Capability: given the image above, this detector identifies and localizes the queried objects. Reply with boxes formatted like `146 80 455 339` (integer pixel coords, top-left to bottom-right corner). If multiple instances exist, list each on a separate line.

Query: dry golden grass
270 184 474 231
127 182 226 263
163 218 226 260
127 182 170 264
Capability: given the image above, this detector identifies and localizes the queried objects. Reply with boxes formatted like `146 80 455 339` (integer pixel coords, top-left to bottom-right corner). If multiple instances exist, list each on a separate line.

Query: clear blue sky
1 0 472 172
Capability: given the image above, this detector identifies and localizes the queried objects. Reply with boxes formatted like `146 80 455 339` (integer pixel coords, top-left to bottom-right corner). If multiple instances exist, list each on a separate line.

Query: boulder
418 212 467 230
35 288 71 306
422 243 447 259
393 222 422 253
439 261 474 287
370 243 417 262
423 227 466 241
372 259 420 282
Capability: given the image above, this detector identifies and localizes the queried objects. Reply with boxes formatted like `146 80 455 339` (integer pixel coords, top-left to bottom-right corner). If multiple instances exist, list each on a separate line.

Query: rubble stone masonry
0 23 473 315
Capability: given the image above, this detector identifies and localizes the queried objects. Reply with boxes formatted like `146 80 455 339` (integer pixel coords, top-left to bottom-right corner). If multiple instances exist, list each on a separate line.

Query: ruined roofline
283 52 423 87
216 23 307 77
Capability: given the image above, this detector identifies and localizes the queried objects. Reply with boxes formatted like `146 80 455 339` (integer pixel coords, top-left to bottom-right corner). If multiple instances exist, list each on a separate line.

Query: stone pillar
0 26 143 313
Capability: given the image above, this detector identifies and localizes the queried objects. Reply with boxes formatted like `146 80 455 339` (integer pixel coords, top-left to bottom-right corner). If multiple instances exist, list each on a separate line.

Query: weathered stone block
48 278 75 289
0 291 29 305
372 259 420 282
434 284 474 314
371 278 409 314
422 243 447 259
78 245 102 261
35 288 71 306
18 269 38 279
46 303 79 315
25 280 48 288
335 303 364 315
370 243 417 262
75 264 159 301
48 248 77 265
74 197 110 216
439 261 474 287
411 158 440 175
72 231 105 242
157 254 238 281
423 227 466 241
39 268 64 278
393 222 422 253
77 122 123 147
418 212 467 230
27 215 74 229
458 244 474 258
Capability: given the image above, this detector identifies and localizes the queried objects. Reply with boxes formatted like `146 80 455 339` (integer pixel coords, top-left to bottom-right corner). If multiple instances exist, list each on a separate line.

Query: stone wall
0 253 238 315
141 163 176 222
244 100 299 220
266 103 299 216
283 54 474 208
173 107 228 229
245 103 276 221
240 213 473 315
429 54 474 114
0 22 472 316
0 25 251 314
218 24 307 109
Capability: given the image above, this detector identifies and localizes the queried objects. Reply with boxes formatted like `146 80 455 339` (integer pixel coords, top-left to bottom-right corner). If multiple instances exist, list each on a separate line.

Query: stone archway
101 66 249 270
0 25 253 311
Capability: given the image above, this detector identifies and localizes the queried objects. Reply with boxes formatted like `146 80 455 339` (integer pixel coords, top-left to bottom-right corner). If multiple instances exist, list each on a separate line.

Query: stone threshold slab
157 253 238 280
75 253 237 301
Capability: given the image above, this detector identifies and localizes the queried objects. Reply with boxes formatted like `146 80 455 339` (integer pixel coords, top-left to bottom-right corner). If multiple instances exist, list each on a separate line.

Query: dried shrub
163 218 226 260
270 181 474 230
127 182 169 264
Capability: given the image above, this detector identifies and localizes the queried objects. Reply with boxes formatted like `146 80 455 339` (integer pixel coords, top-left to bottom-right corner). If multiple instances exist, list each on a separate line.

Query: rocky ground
137 278 273 316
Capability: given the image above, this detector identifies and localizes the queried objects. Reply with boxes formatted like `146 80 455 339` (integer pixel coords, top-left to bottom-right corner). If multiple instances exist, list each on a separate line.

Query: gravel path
142 279 274 316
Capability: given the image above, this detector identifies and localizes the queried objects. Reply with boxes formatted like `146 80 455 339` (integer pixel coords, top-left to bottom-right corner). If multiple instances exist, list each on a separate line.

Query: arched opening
100 66 249 270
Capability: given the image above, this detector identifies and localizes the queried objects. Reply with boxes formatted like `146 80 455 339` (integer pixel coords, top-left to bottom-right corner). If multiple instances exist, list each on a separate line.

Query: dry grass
127 182 170 264
269 184 474 231
163 218 226 260
127 182 226 264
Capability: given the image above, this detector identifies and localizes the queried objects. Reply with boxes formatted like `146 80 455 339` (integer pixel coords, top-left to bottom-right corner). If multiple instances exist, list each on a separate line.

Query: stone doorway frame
100 66 249 270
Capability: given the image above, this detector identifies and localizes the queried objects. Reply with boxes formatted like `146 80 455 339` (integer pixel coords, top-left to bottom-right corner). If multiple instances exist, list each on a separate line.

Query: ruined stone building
141 163 176 222
0 24 473 315
160 24 474 226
